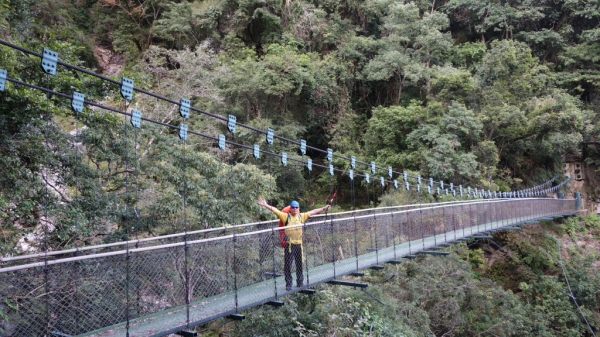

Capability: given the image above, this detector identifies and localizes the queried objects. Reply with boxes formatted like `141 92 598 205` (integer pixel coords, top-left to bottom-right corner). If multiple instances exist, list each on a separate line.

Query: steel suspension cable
325 172 336 278
351 175 359 272
74 91 82 335
133 121 143 320
43 72 51 337
181 124 191 328
372 178 379 264
307 161 317 286
122 98 132 337
0 37 526 195
4 67 564 206
556 239 597 337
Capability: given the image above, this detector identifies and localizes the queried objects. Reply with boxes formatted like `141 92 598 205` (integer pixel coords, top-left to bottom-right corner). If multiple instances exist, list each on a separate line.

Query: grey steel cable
0 38 536 194
556 240 597 337
4 70 569 197
43 72 51 337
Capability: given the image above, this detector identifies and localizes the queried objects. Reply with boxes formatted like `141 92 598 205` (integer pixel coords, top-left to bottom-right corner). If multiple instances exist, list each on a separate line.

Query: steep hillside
199 215 600 336
1 0 600 335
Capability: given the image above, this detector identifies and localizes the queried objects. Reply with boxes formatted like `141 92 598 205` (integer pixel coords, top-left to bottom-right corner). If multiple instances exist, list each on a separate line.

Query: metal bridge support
558 192 564 199
575 192 582 210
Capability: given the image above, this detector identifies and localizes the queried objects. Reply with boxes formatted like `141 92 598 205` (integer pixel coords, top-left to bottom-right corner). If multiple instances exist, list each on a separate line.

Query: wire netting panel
233 232 279 307
77 254 130 332
188 239 235 309
0 268 47 336
432 207 448 243
387 212 401 260
47 262 83 336
332 217 359 268
419 208 434 242
0 199 580 336
304 220 336 283
131 247 188 317
378 214 394 256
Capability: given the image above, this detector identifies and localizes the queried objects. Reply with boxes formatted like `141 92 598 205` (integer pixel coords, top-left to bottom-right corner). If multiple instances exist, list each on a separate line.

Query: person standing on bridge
257 198 331 291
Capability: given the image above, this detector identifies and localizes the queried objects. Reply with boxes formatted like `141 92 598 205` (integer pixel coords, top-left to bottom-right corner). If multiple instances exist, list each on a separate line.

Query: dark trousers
284 244 303 288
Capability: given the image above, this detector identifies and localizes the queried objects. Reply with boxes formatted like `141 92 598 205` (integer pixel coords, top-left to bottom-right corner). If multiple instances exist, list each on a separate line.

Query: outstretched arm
258 197 276 212
308 204 330 216
258 198 288 222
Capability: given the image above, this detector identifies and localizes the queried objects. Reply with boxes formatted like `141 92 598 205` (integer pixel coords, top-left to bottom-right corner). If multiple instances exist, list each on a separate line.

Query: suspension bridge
0 41 580 336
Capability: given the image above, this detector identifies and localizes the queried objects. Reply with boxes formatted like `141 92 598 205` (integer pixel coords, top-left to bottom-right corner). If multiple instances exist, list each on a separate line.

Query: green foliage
582 213 600 229
363 103 423 169
407 101 481 182
469 247 485 269
451 42 487 71
561 216 587 237
4 1 600 334
154 0 228 47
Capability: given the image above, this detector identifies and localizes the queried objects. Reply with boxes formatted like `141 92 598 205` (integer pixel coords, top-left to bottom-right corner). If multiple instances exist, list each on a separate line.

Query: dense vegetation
206 216 600 337
0 0 599 335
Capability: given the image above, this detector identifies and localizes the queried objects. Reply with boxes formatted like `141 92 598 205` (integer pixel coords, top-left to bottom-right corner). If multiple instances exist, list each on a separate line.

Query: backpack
277 206 291 247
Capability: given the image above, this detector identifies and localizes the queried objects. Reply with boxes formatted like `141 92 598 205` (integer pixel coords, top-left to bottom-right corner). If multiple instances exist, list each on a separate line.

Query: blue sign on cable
41 48 58 75
121 77 134 101
179 124 188 141
218 134 225 150
253 144 260 159
71 92 84 114
0 69 7 91
227 115 236 133
179 98 190 118
130 109 141 128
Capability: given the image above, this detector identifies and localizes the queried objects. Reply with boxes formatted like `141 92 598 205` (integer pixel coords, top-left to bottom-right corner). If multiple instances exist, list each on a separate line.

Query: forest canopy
1 0 600 336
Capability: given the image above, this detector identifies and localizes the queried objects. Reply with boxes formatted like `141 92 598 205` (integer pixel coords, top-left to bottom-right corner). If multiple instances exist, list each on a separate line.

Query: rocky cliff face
93 44 123 76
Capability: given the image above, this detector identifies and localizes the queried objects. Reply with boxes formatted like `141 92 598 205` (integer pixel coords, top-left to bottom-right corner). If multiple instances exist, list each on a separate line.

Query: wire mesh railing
0 199 500 267
0 39 578 337
0 198 576 337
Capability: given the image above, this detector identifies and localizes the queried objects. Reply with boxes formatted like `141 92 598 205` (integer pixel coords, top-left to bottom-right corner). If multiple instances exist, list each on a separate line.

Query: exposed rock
93 45 124 76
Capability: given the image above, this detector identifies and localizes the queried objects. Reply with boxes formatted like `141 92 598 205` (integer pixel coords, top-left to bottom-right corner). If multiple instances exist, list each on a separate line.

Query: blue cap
290 200 300 207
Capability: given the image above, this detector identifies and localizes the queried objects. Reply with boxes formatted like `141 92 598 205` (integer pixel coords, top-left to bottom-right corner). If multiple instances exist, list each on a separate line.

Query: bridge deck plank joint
385 260 403 264
227 314 245 321
328 280 368 288
418 251 450 256
266 301 284 307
